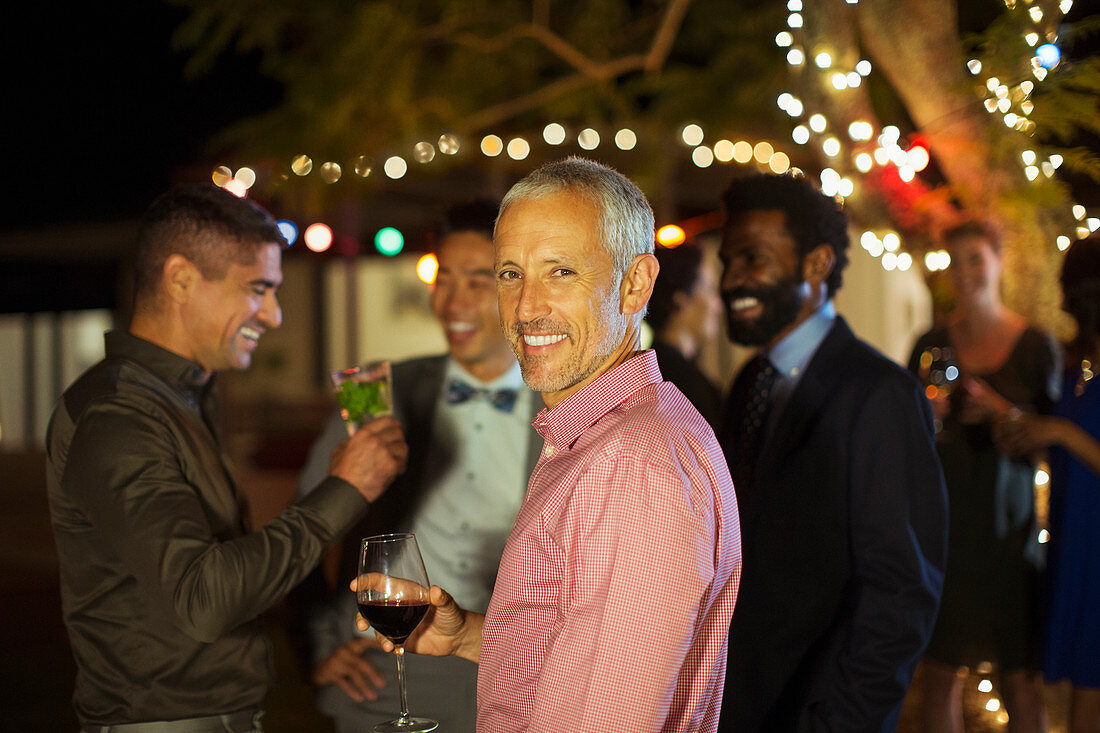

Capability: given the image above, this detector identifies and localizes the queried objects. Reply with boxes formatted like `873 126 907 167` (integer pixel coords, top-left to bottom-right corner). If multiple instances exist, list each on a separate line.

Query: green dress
908 326 1061 671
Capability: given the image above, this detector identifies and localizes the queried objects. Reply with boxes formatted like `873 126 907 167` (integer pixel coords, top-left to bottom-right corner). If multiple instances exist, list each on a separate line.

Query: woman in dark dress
996 232 1100 733
647 241 723 429
908 222 1059 732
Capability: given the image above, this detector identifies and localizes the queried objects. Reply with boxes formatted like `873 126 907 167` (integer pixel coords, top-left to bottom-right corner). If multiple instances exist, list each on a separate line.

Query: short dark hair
1061 232 1100 358
647 242 705 332
133 184 282 307
439 198 500 242
943 220 1003 255
721 173 850 297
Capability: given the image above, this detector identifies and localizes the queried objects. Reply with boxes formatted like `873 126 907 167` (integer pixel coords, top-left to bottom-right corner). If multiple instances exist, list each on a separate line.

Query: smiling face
182 241 283 372
719 209 807 348
494 191 636 407
947 234 1002 307
430 230 516 381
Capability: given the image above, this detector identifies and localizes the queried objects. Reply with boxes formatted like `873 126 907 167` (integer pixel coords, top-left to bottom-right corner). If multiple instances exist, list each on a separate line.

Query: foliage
169 0 790 163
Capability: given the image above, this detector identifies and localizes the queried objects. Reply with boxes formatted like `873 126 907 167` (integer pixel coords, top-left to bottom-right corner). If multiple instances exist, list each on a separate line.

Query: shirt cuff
296 475 370 541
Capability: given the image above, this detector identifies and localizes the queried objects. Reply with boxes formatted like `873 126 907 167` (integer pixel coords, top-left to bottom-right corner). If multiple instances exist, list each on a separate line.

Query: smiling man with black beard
715 172 949 732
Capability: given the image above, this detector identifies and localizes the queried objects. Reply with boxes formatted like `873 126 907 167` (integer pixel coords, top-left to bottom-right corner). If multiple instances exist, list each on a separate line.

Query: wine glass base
373 717 438 732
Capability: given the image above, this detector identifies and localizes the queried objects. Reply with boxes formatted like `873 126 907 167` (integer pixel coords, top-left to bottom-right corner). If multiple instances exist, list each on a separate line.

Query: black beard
722 278 802 347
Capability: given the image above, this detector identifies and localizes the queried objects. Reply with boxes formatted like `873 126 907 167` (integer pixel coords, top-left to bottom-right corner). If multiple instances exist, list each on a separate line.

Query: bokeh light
507 137 530 160
438 134 460 155
656 225 686 248
1036 43 1061 69
354 156 373 177
693 146 715 168
212 166 232 187
320 162 342 183
291 154 313 176
543 123 566 145
615 128 638 150
413 142 436 163
276 220 298 246
304 223 333 253
383 156 407 179
681 124 705 146
374 227 404 256
417 254 439 284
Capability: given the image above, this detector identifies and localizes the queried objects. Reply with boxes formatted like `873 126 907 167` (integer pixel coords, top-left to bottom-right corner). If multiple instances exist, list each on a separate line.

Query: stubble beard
507 298 625 395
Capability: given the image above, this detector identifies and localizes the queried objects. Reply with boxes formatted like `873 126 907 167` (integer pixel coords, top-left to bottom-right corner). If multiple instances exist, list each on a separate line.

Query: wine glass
357 533 438 732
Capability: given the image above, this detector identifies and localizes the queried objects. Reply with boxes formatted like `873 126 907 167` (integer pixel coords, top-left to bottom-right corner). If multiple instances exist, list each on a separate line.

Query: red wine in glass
357 600 430 646
358 533 438 732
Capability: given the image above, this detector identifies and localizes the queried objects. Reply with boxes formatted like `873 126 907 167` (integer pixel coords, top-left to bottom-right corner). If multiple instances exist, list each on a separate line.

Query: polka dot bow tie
445 379 518 413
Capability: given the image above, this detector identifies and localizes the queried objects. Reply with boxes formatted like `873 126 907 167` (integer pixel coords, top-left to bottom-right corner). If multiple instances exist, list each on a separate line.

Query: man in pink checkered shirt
359 157 741 732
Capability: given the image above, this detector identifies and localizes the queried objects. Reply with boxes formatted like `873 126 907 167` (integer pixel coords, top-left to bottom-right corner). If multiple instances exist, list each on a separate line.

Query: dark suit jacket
652 340 722 430
718 317 947 733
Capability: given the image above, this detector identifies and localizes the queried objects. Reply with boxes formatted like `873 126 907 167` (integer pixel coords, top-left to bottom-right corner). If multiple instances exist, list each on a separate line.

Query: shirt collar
534 350 663 450
445 357 525 391
766 300 836 379
105 330 211 396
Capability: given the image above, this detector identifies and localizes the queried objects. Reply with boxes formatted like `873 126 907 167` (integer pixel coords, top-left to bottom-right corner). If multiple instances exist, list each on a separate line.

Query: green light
374 227 404 256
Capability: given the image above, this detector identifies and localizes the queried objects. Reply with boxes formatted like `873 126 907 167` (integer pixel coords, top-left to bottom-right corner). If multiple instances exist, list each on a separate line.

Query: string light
615 128 638 150
577 128 600 150
320 161 342 183
413 142 436 163
543 123 566 145
304 223 333 253
657 224 687 247
506 137 530 160
383 156 407 179
291 155 312 176
480 135 503 156
417 253 439 284
214 0 1087 262
732 140 754 163
681 124 705 146
226 0 1088 270
276 220 298 246
438 134 460 155
692 146 715 168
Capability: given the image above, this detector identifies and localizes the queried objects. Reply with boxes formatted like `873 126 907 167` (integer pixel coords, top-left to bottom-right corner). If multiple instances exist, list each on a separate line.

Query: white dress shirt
410 358 533 612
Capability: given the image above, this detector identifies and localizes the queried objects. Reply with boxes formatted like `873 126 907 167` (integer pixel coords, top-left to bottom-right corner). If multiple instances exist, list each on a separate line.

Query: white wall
835 245 933 367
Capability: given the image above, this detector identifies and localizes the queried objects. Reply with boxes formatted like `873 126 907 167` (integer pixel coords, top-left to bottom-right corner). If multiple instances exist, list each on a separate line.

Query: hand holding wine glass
353 582 484 663
357 533 438 732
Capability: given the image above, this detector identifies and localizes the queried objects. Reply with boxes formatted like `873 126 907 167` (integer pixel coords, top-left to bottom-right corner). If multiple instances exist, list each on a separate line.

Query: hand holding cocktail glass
327 360 406 503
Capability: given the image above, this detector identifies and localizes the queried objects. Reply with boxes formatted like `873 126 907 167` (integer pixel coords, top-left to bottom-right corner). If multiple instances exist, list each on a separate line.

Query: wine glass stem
396 646 411 723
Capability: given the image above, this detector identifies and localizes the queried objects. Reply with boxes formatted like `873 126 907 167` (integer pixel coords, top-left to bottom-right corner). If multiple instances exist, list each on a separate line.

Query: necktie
728 355 778 494
446 379 519 413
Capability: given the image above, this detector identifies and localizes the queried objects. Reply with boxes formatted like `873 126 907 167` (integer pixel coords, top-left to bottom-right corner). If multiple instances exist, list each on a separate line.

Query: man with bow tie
295 199 541 732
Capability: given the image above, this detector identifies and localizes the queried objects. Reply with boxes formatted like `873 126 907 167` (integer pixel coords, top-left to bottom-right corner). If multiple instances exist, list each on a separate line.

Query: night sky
8 1 280 229
6 2 1097 231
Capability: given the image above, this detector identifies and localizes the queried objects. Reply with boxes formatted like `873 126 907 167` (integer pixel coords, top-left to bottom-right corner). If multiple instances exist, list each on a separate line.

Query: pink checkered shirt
477 350 742 732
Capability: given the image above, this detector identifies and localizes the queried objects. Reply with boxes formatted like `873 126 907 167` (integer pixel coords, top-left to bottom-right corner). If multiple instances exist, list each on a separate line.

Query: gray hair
496 157 655 274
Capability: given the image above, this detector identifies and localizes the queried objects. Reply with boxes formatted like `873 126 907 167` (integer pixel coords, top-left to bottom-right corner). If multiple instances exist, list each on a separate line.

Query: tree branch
459 56 647 131
645 0 694 74
450 24 609 78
